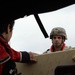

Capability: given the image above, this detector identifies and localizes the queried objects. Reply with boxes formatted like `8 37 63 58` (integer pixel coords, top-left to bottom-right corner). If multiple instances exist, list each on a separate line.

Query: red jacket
0 36 30 75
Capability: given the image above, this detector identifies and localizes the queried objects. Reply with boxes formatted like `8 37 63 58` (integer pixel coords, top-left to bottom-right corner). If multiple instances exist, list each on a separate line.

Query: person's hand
28 52 39 63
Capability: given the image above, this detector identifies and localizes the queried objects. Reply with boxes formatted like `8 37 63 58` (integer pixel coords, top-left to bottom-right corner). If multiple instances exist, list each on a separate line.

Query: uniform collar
50 43 66 52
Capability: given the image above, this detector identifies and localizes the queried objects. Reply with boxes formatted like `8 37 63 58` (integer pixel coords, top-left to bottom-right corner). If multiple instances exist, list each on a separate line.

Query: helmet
50 27 67 40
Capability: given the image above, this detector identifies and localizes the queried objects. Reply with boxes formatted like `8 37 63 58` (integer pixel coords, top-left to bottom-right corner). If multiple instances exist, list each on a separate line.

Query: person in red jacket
43 27 69 53
0 20 39 75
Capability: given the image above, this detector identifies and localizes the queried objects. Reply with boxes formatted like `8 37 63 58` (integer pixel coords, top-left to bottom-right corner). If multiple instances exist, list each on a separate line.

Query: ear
62 39 65 43
6 24 10 34
63 38 65 42
52 39 53 43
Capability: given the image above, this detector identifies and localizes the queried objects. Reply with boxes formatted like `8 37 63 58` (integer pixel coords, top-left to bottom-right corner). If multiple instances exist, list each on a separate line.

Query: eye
53 37 56 39
58 37 61 39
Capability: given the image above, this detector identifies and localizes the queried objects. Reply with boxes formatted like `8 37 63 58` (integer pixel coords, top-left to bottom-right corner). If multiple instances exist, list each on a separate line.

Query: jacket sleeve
20 51 30 63
10 49 30 63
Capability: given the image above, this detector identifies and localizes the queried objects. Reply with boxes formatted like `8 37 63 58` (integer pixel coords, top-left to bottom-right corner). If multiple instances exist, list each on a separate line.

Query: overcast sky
10 4 75 54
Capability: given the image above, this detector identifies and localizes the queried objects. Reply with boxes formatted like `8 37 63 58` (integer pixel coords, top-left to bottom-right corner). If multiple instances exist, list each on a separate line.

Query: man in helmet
43 27 69 53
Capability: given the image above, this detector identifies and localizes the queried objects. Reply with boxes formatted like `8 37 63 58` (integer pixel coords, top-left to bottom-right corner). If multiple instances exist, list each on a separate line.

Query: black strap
34 14 49 38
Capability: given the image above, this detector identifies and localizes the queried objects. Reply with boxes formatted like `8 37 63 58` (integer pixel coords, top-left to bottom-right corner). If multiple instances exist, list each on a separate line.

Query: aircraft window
55 65 75 75
10 4 75 54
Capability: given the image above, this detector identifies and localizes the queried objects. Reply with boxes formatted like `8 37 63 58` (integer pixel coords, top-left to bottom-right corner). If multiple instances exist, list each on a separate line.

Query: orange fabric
50 43 66 52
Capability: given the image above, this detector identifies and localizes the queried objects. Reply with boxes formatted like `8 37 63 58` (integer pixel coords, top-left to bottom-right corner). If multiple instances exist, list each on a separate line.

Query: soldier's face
52 35 63 47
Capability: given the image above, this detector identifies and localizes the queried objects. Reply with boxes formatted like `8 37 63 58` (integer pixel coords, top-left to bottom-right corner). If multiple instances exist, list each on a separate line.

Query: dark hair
0 20 15 34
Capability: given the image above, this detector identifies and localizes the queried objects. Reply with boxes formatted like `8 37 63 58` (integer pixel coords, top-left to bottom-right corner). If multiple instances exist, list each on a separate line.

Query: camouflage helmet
50 27 67 40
